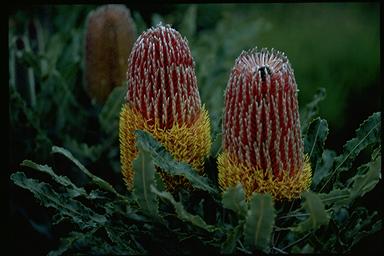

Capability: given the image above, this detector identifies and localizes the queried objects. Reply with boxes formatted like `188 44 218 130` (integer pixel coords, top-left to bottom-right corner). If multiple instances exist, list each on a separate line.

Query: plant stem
281 231 313 251
28 67 36 107
23 35 36 107
272 246 288 254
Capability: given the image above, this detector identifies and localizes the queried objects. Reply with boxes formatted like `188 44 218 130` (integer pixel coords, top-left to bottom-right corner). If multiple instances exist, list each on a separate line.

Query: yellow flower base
119 103 211 191
217 151 312 201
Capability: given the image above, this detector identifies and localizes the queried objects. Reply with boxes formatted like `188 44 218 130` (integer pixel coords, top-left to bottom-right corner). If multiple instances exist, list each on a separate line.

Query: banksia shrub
218 48 312 201
84 4 136 103
119 25 211 190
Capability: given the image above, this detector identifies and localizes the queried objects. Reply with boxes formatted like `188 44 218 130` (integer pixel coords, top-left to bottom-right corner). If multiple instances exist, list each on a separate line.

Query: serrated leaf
135 130 217 193
21 159 87 198
209 112 222 157
99 85 127 135
104 225 146 255
320 112 381 192
222 183 247 217
132 144 159 218
221 221 244 254
243 193 275 252
349 154 381 198
312 149 336 189
294 191 329 233
11 172 107 229
150 185 216 232
48 229 137 256
52 146 122 198
350 219 382 249
291 243 314 253
319 153 381 210
318 188 350 208
300 87 326 132
304 117 329 168
63 137 103 163
339 208 382 250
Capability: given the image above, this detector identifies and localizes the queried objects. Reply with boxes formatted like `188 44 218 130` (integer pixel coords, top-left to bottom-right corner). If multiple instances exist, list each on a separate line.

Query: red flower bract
126 25 201 129
218 48 311 200
119 24 211 191
223 48 303 177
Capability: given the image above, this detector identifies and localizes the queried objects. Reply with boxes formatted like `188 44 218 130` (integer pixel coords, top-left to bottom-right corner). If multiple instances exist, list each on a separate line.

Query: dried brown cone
84 4 136 103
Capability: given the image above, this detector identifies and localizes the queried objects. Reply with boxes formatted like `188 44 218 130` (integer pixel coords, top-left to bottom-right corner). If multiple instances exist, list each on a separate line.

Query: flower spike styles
119 24 211 191
218 48 312 201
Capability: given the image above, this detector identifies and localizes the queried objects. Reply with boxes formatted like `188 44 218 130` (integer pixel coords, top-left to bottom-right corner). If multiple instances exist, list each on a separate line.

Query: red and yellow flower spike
119 24 211 191
218 48 312 201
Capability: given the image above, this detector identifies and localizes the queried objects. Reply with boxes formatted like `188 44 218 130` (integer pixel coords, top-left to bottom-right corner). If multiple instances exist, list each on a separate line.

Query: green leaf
209 112 223 157
293 191 329 233
11 172 107 229
134 130 217 193
312 149 336 189
291 243 314 254
63 137 103 163
48 229 138 256
243 193 275 252
99 85 127 136
150 185 217 232
318 188 350 208
350 219 382 249
320 112 381 192
51 146 123 199
303 117 329 170
20 160 87 198
221 221 244 254
349 153 381 198
132 144 159 217
300 87 326 132
338 208 382 251
319 153 381 210
222 183 247 217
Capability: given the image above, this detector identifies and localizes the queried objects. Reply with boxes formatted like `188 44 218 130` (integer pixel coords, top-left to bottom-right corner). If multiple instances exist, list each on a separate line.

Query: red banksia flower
217 48 312 201
84 4 136 103
119 24 211 190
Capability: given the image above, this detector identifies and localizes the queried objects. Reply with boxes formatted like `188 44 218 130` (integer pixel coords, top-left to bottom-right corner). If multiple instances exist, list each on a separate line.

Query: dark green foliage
293 192 329 233
244 193 275 252
9 4 381 255
221 183 247 217
135 130 217 194
132 144 159 218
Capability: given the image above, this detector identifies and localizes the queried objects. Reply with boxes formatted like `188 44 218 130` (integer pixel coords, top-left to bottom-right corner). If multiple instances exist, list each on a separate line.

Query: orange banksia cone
119 24 211 190
84 4 136 103
218 48 311 201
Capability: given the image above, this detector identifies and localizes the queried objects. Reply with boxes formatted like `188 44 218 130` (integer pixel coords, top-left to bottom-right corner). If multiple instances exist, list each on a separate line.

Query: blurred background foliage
9 3 381 255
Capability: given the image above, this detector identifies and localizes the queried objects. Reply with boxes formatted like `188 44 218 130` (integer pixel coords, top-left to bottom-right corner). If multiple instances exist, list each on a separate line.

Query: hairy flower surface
85 4 136 103
218 48 312 201
119 25 211 190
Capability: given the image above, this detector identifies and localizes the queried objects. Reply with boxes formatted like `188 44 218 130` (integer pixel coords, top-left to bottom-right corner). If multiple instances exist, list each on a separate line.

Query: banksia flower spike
218 48 312 201
84 4 136 103
119 24 211 191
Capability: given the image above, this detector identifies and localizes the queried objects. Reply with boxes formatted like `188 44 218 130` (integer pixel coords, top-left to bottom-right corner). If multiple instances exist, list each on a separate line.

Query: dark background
8 3 382 254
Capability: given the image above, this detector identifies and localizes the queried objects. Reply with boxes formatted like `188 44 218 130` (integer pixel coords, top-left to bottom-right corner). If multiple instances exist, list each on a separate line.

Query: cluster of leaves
9 6 127 177
11 90 381 254
9 5 382 255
